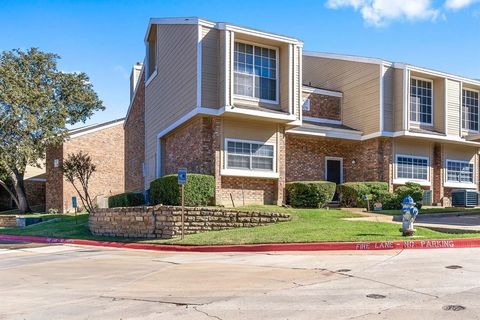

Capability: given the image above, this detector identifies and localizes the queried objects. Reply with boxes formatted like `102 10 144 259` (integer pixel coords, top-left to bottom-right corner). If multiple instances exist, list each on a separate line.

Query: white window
396 155 429 181
446 160 474 183
410 78 433 125
233 42 278 102
302 98 311 111
226 140 274 171
462 89 479 132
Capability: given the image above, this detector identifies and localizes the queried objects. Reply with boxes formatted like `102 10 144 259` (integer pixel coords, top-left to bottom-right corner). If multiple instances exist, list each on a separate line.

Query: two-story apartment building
125 17 480 207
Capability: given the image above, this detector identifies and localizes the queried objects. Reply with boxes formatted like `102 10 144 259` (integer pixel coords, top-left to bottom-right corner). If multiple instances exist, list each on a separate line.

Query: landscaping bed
0 206 479 246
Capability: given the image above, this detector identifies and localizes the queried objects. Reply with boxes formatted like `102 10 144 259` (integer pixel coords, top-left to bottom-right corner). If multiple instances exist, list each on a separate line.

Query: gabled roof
69 118 125 138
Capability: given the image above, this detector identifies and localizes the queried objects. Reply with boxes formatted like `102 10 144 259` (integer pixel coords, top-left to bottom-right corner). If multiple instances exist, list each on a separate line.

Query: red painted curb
2 234 480 252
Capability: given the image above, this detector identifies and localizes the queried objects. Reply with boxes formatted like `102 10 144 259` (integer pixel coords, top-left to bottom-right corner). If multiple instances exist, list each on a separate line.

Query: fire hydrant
400 196 418 236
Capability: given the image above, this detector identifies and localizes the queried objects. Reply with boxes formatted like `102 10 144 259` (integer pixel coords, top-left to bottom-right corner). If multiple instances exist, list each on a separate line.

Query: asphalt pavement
0 241 479 319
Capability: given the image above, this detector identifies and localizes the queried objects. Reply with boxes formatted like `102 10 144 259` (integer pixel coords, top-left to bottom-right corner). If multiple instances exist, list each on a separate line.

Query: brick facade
46 122 125 212
162 117 215 176
286 135 392 183
217 176 276 206
303 93 341 120
124 71 145 192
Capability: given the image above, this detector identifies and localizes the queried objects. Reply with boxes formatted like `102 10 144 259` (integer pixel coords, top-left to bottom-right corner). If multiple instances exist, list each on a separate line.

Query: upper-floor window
410 78 433 125
396 155 429 181
226 139 274 171
233 42 278 103
462 89 479 132
146 27 157 80
446 160 474 183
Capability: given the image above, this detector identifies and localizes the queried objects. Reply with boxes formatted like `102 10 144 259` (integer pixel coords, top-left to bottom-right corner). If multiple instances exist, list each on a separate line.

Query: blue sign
72 196 77 208
178 168 187 185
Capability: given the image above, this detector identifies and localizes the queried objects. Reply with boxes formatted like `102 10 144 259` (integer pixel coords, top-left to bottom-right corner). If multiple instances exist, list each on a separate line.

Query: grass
376 207 480 216
0 206 479 246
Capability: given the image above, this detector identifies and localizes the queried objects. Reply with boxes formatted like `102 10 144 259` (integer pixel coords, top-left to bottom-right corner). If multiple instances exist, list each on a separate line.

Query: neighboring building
46 119 125 212
0 163 46 212
125 63 145 193
124 17 480 206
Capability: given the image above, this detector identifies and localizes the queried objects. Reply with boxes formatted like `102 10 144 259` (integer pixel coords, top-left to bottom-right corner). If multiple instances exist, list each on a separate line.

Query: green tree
0 48 104 213
61 152 97 213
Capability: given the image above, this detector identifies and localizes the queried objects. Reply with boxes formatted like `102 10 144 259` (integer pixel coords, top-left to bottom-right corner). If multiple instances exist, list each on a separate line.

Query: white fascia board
303 51 389 66
362 130 480 146
224 105 297 121
286 128 362 140
302 86 343 97
405 65 480 86
70 120 125 139
156 107 225 139
217 23 303 45
303 117 342 125
220 169 279 179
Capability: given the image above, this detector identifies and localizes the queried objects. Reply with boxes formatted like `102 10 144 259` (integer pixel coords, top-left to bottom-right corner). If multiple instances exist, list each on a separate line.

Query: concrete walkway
342 209 480 233
0 241 479 319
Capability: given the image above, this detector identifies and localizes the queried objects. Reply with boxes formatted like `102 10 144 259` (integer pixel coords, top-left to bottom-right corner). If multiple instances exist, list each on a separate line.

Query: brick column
212 117 222 205
276 125 286 206
432 143 443 204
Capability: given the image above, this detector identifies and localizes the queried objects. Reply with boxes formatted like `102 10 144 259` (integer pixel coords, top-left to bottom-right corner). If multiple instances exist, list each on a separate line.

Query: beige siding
218 30 227 107
433 78 445 133
201 26 220 108
443 144 477 162
145 24 198 185
446 79 461 136
303 56 380 135
294 45 302 120
383 65 394 132
393 68 404 131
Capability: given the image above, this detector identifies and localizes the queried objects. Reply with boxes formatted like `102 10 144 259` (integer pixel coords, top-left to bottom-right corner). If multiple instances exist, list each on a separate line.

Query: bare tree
61 151 96 213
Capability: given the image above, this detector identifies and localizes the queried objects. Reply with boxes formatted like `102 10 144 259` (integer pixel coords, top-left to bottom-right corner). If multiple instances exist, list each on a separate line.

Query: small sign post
72 196 78 225
177 168 187 240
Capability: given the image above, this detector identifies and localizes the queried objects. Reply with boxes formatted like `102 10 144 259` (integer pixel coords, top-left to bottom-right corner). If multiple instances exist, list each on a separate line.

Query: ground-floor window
446 160 474 183
226 139 274 171
396 155 429 181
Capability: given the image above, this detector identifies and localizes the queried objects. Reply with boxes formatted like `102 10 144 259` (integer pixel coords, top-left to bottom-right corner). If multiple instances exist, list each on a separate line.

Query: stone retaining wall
89 206 290 239
0 215 17 228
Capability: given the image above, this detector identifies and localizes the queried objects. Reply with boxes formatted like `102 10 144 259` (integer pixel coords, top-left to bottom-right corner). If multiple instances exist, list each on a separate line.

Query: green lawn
0 206 479 246
375 207 480 216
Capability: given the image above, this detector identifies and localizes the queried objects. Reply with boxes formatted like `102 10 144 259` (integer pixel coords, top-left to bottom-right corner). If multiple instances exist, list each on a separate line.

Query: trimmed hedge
108 192 145 208
286 181 336 208
150 174 215 206
337 182 389 207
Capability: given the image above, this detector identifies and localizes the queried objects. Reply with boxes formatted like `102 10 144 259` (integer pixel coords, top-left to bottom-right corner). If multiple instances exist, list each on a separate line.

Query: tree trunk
10 170 31 213
0 179 19 209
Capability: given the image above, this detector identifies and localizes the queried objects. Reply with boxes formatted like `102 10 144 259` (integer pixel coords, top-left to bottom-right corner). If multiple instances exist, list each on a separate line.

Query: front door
326 158 343 201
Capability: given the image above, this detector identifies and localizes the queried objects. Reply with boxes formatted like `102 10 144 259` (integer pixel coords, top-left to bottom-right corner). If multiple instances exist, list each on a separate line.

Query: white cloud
326 0 441 26
445 0 480 10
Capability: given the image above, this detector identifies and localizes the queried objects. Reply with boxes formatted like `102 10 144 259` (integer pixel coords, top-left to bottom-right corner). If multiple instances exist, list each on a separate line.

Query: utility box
451 189 479 207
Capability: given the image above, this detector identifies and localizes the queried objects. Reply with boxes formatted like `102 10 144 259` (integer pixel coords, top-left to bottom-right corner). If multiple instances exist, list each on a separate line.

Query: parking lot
0 240 479 319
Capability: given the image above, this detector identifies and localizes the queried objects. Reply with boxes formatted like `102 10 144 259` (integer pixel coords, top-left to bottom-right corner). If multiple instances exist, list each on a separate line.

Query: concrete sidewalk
343 209 480 233
0 242 478 319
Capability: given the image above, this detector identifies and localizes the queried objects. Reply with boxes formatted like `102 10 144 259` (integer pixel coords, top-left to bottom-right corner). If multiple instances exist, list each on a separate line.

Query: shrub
393 182 424 209
108 192 145 208
286 181 336 208
149 174 215 206
337 182 389 207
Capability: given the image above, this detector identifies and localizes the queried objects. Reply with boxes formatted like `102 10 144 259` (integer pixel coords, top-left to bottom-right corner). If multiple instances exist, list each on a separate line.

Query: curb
2 234 480 252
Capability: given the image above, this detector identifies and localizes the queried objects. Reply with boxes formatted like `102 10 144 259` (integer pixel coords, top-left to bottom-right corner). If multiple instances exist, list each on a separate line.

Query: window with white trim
233 42 277 102
462 89 479 132
226 140 274 171
410 78 433 124
396 155 429 180
446 160 474 183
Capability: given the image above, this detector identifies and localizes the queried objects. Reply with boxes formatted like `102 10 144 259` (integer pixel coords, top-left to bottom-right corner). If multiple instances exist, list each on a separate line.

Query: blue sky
1 0 479 128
